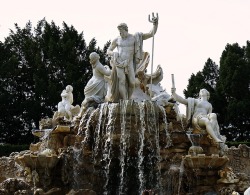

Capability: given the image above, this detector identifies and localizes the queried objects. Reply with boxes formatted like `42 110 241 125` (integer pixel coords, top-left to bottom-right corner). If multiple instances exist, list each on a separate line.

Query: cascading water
67 100 174 194
102 103 118 195
92 103 108 163
39 129 53 152
69 107 99 190
145 101 162 194
72 146 82 189
81 109 98 146
118 100 130 194
138 101 146 194
177 158 185 195
77 107 95 136
159 106 172 148
186 132 202 148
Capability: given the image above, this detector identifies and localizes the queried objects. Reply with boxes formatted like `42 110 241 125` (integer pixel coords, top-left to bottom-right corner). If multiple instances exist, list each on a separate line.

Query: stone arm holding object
171 87 224 143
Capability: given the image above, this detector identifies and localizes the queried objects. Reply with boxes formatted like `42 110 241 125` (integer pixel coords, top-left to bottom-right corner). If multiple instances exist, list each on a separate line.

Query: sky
1 0 250 113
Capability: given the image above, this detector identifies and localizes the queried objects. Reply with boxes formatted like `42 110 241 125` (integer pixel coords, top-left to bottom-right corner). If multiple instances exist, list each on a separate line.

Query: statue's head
199 88 210 100
117 23 129 38
117 23 128 32
89 52 100 65
66 85 73 92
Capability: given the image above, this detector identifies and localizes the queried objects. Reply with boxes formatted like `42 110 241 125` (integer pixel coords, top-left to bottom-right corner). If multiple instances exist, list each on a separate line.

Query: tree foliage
184 58 219 108
217 43 250 141
185 43 250 141
0 19 110 144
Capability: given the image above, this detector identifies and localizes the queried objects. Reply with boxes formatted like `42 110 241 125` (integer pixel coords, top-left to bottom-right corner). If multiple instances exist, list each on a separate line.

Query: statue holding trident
107 13 159 102
148 13 159 98
171 74 224 143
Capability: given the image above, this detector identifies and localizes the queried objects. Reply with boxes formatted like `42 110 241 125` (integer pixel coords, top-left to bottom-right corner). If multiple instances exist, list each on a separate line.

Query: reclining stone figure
171 88 224 143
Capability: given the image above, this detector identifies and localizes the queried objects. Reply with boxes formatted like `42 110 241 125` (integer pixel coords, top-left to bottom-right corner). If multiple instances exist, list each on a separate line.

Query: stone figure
129 77 151 102
151 84 172 106
217 167 239 184
133 64 171 105
131 64 165 102
141 65 171 105
59 85 73 119
107 14 158 102
244 187 250 195
137 65 163 95
53 85 80 121
79 52 111 116
171 88 224 143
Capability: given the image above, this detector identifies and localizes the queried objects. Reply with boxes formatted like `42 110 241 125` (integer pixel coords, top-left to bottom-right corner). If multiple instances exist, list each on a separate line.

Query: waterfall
138 101 146 194
145 101 162 194
159 106 172 148
72 146 82 189
177 159 185 195
93 103 108 162
186 132 202 147
72 107 99 190
39 129 53 151
77 100 168 194
82 109 97 146
103 103 118 195
77 107 94 136
118 100 130 194
167 165 181 195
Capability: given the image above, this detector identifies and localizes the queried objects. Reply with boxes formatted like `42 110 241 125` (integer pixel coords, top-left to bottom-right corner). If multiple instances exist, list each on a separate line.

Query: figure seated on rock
78 52 111 117
53 85 80 121
171 88 225 143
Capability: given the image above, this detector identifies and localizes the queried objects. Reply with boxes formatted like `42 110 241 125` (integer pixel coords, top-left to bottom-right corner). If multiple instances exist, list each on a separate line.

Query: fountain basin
15 153 59 169
32 130 46 138
183 154 229 169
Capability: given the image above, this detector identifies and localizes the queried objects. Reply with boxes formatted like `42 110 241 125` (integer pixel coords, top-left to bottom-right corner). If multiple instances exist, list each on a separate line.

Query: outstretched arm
142 16 158 40
171 88 188 105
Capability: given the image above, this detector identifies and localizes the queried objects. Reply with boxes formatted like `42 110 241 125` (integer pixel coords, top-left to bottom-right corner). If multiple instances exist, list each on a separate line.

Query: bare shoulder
111 37 119 44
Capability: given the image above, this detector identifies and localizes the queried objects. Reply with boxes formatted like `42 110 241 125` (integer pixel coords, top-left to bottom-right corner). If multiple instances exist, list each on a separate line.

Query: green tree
0 19 110 144
217 43 250 141
184 58 219 108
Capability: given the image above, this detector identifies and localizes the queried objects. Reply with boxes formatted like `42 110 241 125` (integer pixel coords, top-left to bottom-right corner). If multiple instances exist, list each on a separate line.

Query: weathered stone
1 101 250 194
66 189 96 195
0 178 30 194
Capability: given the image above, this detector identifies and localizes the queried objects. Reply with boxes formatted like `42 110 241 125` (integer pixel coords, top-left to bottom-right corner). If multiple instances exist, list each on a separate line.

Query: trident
148 12 159 98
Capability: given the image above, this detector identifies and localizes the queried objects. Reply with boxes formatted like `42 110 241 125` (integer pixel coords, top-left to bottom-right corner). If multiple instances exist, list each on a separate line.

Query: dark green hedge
0 144 29 157
226 142 250 147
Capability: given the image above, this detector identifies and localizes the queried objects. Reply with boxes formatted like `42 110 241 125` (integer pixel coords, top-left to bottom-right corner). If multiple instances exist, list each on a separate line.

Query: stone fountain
1 14 250 195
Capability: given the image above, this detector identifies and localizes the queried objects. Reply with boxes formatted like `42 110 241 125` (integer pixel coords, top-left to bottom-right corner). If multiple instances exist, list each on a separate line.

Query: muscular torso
116 34 135 62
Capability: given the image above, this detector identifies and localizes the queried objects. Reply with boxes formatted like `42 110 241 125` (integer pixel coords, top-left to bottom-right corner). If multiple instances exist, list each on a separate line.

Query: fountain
1 14 250 195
